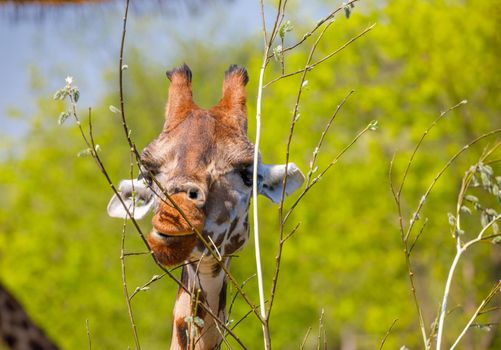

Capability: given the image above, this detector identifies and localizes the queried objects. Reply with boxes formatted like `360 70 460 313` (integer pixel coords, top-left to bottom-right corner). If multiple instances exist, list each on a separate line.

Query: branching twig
274 0 361 57
120 218 141 350
449 280 501 350
436 216 501 350
265 24 376 88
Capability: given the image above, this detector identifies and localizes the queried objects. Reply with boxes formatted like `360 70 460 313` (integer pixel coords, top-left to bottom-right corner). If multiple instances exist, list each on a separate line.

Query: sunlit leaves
279 20 293 40
109 105 121 114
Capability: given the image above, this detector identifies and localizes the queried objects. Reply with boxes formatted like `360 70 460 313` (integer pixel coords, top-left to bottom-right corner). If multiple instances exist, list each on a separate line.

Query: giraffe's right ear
107 179 156 220
164 63 196 124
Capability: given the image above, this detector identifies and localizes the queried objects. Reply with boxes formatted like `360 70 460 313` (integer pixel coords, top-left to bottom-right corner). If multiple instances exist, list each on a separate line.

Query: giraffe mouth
148 229 199 266
155 231 195 238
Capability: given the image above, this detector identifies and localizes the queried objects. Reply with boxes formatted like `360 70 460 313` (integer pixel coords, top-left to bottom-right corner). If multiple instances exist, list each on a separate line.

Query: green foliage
1 1 500 349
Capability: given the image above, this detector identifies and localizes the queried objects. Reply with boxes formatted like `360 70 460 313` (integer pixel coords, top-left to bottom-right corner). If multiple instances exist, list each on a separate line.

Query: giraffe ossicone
107 64 304 349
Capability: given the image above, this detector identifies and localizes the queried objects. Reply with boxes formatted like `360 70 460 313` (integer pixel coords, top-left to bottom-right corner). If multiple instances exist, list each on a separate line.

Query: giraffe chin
148 230 198 266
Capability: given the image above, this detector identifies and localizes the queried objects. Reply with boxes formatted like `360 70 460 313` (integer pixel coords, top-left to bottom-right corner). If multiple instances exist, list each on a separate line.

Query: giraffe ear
107 179 156 220
214 65 248 117
164 63 195 123
258 163 305 204
221 65 248 107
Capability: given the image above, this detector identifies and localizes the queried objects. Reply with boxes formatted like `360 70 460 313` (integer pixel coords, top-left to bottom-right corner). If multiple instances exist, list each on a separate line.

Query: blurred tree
0 0 499 349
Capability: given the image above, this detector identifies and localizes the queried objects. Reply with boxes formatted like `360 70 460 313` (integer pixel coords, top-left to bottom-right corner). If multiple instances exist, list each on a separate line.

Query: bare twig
85 320 92 350
120 218 141 350
265 24 376 88
450 281 501 350
129 273 166 301
300 327 312 349
389 99 500 350
317 309 325 350
436 216 501 350
379 319 398 350
275 0 361 56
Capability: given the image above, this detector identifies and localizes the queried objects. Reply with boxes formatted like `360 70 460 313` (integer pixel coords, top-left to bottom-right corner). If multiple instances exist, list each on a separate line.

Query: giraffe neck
0 282 59 350
170 259 229 350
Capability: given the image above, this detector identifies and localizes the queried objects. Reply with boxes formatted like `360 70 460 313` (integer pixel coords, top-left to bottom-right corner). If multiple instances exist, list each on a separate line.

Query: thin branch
120 218 141 350
406 128 501 242
269 20 338 321
282 124 373 224
436 215 501 350
129 273 167 301
306 90 355 186
85 320 92 350
265 23 375 88
409 218 428 254
300 327 312 349
317 308 325 350
281 222 301 243
450 281 501 350
398 100 468 201
275 0 361 57
379 319 398 350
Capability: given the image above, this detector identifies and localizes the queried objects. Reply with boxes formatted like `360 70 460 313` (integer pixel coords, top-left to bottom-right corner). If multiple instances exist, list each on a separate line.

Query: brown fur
152 193 205 236
175 318 189 350
147 233 198 267
143 65 254 269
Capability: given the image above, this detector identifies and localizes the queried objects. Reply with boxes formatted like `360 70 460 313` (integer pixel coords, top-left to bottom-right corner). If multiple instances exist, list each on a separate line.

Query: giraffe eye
138 167 157 186
239 168 253 187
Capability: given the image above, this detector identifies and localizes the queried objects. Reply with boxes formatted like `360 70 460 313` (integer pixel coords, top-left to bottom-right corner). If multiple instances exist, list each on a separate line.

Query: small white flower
65 76 73 85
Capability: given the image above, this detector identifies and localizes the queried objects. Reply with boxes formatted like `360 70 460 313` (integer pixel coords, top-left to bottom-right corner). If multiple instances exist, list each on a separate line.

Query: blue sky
0 0 265 137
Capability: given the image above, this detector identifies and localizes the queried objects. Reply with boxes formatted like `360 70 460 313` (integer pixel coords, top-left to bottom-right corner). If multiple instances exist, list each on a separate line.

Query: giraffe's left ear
107 179 156 220
258 163 305 204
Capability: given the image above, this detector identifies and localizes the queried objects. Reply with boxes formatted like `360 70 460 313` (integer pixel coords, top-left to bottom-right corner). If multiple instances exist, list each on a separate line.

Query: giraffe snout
152 192 205 236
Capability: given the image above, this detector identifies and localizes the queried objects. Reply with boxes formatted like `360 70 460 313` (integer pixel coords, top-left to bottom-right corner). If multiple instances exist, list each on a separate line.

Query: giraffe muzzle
151 192 205 236
148 192 206 266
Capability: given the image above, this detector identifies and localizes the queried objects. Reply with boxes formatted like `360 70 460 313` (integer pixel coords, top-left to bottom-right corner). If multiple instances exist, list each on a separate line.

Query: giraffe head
107 64 304 266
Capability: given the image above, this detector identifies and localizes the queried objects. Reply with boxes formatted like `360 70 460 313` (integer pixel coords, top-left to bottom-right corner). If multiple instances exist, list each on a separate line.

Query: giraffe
107 64 305 349
0 281 59 350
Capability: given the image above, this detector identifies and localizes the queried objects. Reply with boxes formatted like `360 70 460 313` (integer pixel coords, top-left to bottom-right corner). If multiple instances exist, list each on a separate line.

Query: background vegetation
0 0 499 349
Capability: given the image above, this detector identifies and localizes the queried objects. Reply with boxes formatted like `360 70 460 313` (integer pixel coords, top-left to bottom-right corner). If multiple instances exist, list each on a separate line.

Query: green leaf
193 316 205 328
279 20 293 40
447 212 455 226
470 174 480 187
495 176 501 185
485 208 498 217
455 228 465 236
72 88 80 103
481 172 491 188
272 45 283 63
53 89 66 101
343 4 351 18
58 111 70 125
109 105 121 114
77 148 93 158
460 205 471 215
368 120 379 131
480 164 494 176
492 222 499 234
465 194 479 203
